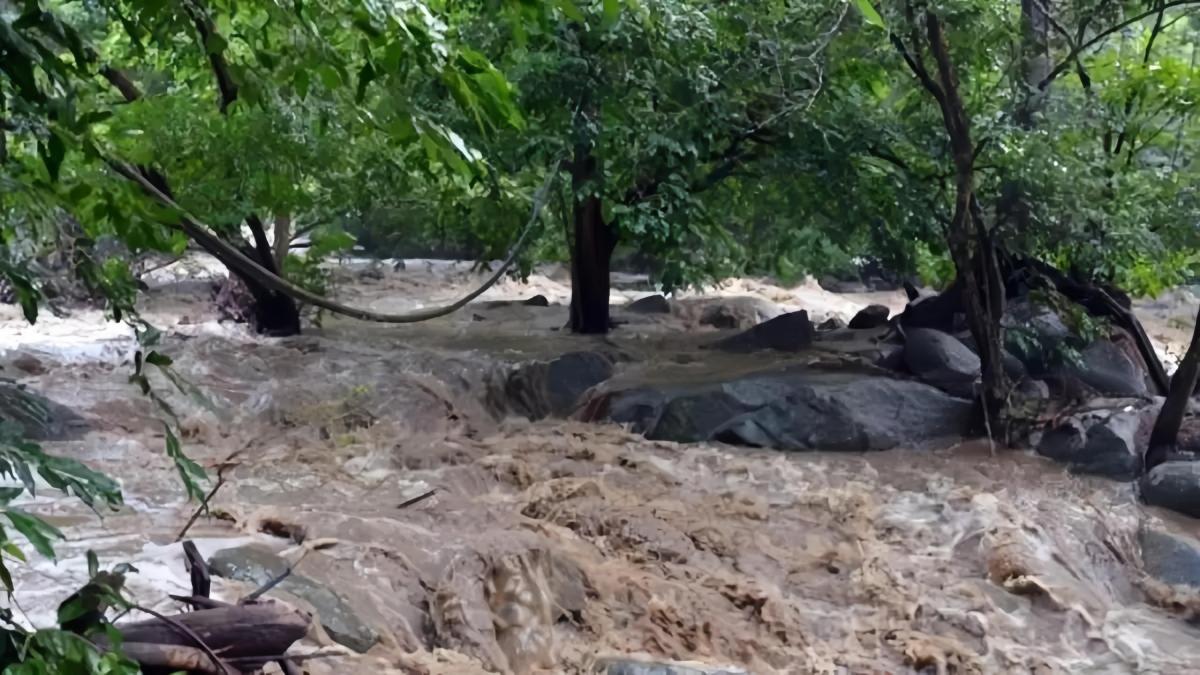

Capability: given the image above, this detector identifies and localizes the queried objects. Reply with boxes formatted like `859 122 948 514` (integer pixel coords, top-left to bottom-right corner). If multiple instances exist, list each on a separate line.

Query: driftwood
98 603 310 659
71 535 316 673
116 642 234 675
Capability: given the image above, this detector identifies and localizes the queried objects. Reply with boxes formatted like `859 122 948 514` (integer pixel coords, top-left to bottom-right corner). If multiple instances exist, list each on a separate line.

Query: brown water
1 258 1199 674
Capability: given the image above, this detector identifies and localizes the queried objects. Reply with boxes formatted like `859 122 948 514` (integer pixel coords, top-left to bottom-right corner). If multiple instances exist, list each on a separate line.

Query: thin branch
182 0 238 112
241 567 293 603
397 488 438 509
106 155 559 324
175 452 241 541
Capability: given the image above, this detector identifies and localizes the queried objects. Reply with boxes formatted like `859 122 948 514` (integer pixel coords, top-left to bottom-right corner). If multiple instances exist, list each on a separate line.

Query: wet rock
903 328 979 398
1140 528 1200 588
817 317 845 331
522 294 550 307
848 304 890 329
598 658 747 675
1036 409 1143 480
0 381 89 441
1140 462 1200 518
818 277 868 294
696 297 782 330
601 371 971 452
506 352 615 419
710 310 814 353
1056 340 1149 397
209 545 379 653
1016 378 1050 400
209 546 377 652
11 353 46 376
626 294 671 314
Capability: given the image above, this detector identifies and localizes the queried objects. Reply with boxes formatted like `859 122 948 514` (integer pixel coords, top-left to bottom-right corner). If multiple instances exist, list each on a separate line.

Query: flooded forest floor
3 256 1200 674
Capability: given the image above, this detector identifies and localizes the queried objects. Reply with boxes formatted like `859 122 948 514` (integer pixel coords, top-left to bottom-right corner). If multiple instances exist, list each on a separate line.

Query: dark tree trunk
568 151 616 334
924 12 1008 419
235 222 301 336
1147 305 1200 469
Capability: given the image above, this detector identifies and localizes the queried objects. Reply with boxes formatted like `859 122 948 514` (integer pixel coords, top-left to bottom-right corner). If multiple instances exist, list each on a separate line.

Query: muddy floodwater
2 257 1200 674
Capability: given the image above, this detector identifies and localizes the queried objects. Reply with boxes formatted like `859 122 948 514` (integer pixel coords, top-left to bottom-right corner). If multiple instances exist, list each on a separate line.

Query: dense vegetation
3 0 1200 669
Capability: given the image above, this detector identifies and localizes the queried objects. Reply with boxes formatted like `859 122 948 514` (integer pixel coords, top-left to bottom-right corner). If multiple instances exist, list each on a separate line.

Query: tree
2 0 531 334
448 0 847 333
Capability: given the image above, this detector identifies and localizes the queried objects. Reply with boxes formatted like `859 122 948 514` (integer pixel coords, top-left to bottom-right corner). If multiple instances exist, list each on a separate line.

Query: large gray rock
1057 340 1148 397
1140 462 1200 518
602 371 971 452
1140 528 1200 588
848 304 890 329
710 310 814 353
0 381 89 441
696 297 783 330
626 294 672 314
1036 409 1144 480
505 352 615 419
209 545 379 653
598 658 747 675
903 328 980 398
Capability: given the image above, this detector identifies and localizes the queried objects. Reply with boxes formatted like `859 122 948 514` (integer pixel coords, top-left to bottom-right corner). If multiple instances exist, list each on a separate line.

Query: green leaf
144 351 172 367
0 488 23 505
5 509 63 559
40 132 66 183
355 62 376 104
556 0 585 23
316 64 342 90
3 542 27 563
293 70 310 99
854 0 885 28
601 0 621 30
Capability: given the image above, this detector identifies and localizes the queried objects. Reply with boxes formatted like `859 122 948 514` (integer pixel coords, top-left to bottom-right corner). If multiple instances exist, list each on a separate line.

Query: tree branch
182 0 238 112
107 156 560 324
1038 0 1200 90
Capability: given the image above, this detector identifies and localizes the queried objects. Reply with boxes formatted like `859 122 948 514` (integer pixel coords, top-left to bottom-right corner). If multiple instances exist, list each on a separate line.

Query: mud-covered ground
2 257 1200 674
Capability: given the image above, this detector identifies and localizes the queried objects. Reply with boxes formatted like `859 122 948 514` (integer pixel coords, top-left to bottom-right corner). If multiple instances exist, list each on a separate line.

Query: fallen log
116 642 235 675
96 602 310 660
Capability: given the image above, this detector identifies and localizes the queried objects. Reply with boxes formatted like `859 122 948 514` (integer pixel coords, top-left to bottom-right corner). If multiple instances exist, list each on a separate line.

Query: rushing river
2 257 1199 674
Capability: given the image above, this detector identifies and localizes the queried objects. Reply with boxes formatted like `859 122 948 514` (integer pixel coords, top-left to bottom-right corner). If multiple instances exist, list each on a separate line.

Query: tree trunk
1015 0 1052 127
241 215 300 335
1147 304 1200 469
272 214 291 273
925 12 1008 419
568 150 615 334
566 135 614 333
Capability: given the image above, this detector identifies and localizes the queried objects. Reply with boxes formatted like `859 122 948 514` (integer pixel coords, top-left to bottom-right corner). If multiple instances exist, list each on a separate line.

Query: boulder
1056 340 1148 397
817 317 845 331
848 304 891 329
0 382 89 441
626 294 672 314
598 658 747 675
209 545 379 653
1140 462 1200 518
1035 409 1143 480
1016 378 1050 400
522 294 550 307
710 310 814 353
696 298 783 330
1139 528 1200 588
601 371 971 452
505 352 615 419
903 328 980 398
